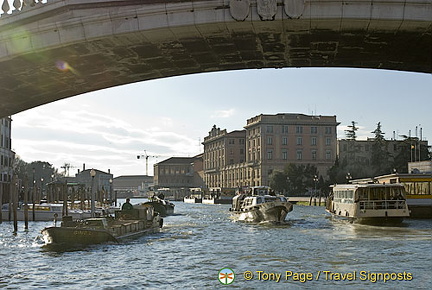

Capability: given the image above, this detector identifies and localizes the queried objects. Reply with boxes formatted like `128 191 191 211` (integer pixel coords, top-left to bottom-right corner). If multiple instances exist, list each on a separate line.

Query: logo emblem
218 268 235 285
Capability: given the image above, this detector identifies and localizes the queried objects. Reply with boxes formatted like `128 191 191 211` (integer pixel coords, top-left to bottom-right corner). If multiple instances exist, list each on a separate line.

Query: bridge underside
0 2 430 117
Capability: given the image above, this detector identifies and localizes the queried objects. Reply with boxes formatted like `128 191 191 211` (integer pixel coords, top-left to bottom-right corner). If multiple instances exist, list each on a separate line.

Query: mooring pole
12 176 18 234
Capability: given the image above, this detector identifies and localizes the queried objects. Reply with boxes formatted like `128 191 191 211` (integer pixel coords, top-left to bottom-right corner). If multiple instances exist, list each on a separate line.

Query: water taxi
41 204 162 248
326 183 410 224
229 186 293 223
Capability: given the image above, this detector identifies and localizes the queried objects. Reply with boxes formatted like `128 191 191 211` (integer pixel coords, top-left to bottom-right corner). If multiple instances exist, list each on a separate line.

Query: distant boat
184 188 203 203
325 183 410 224
229 186 293 223
202 196 232 204
202 187 232 204
41 205 162 248
142 194 175 217
1 203 92 221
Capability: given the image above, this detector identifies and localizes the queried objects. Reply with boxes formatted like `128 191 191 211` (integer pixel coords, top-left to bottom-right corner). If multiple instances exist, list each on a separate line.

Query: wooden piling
32 184 36 221
24 190 29 230
23 176 29 229
0 182 3 224
12 176 18 234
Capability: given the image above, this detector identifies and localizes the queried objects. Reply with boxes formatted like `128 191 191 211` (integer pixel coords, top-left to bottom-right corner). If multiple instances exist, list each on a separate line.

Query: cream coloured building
203 113 339 190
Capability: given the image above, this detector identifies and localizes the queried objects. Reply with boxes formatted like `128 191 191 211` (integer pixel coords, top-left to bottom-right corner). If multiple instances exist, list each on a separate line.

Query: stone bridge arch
0 0 430 117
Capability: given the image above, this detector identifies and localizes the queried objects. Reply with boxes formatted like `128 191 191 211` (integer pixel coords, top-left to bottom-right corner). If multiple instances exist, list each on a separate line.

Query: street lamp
90 169 96 217
109 178 113 205
40 178 44 199
313 175 319 196
346 172 352 184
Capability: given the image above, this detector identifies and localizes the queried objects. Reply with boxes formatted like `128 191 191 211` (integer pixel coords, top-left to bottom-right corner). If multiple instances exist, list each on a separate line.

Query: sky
11 68 432 177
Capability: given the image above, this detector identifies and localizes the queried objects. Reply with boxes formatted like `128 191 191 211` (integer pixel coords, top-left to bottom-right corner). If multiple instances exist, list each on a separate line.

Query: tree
345 121 358 140
268 170 287 193
370 122 391 175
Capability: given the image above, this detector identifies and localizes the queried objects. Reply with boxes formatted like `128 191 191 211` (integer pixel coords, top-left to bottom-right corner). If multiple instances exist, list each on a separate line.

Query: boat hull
183 198 202 204
231 202 293 223
41 226 117 246
202 197 232 204
325 209 406 225
41 208 163 249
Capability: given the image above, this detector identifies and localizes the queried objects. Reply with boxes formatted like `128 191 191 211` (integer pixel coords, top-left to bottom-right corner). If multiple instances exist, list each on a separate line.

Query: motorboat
326 183 410 224
229 186 293 223
142 193 175 217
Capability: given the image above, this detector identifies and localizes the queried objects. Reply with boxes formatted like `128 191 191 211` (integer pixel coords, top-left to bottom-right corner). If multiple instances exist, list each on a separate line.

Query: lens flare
56 60 71 72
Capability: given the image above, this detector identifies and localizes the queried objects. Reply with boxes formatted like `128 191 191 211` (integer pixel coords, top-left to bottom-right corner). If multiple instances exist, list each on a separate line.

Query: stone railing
0 0 48 17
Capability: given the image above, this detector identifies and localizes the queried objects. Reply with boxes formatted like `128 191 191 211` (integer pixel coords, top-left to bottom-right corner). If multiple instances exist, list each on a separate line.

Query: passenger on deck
122 198 133 210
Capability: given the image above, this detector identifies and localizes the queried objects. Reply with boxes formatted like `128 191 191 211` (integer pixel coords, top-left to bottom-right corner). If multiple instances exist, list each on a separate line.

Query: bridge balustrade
0 0 47 17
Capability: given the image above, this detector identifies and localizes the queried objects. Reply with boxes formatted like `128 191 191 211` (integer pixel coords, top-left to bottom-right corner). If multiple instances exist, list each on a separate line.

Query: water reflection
0 204 430 289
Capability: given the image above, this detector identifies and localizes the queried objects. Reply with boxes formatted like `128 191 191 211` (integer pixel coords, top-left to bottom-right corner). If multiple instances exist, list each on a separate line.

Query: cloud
12 103 202 176
211 109 235 119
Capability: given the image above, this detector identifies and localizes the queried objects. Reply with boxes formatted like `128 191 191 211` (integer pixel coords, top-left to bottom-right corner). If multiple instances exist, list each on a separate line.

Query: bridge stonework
0 0 431 117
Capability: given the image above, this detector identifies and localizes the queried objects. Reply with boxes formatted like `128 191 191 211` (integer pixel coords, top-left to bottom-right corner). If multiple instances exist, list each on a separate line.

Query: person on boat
122 198 133 210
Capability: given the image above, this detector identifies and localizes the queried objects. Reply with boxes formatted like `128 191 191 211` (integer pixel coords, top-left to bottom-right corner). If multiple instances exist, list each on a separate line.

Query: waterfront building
337 138 429 170
112 175 154 198
244 113 339 186
202 126 246 190
154 155 204 189
59 165 114 204
408 160 432 174
202 113 339 190
0 117 14 206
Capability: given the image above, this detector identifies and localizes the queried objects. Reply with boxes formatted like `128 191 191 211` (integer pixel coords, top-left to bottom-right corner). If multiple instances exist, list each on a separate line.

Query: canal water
0 199 431 289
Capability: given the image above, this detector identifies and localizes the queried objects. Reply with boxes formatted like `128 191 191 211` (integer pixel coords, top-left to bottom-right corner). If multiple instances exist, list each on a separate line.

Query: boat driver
122 198 134 210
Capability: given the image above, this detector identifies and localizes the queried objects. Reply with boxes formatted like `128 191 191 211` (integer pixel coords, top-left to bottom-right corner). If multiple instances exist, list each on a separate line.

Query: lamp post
109 178 113 205
313 175 318 196
90 169 96 217
346 172 352 184
40 178 44 200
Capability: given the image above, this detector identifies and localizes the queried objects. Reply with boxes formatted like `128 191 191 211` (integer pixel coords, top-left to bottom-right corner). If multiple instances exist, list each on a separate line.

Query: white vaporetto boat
326 183 410 224
229 186 293 223
1 203 93 222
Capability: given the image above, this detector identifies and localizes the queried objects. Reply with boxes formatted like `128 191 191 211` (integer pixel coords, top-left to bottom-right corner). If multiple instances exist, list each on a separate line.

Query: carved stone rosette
229 0 250 21
283 0 305 19
257 0 277 21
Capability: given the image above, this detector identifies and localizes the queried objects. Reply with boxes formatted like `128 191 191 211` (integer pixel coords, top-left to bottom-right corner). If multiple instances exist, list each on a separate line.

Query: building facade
154 155 204 189
202 126 246 189
338 138 429 168
0 117 14 205
203 113 339 190
113 175 154 197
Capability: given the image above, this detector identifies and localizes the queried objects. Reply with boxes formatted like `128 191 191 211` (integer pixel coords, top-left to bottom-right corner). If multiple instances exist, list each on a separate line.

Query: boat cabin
331 183 407 210
250 186 276 196
231 191 287 211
